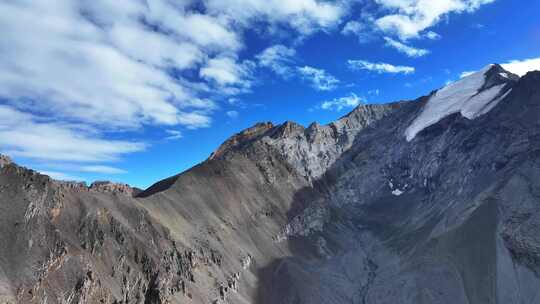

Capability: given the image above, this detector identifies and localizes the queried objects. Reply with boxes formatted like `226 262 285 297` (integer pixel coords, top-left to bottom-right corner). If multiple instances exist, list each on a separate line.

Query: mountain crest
405 64 518 141
0 154 12 168
209 122 274 160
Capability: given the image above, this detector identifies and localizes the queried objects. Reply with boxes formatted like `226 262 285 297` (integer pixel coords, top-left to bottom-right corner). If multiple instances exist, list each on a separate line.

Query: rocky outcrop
209 122 274 160
0 154 11 168
89 181 136 196
263 104 399 181
0 161 233 304
210 104 399 182
52 180 138 197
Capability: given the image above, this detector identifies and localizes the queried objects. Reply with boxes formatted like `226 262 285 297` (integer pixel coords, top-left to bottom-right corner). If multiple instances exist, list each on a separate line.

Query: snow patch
460 83 506 119
476 88 512 117
405 65 509 141
392 189 404 196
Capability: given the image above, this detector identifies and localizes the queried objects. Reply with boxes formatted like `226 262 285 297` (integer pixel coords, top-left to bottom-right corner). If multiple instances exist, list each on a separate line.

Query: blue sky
0 0 539 188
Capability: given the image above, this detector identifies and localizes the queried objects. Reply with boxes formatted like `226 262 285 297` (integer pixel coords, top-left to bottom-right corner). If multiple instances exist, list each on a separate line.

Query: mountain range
1 64 540 304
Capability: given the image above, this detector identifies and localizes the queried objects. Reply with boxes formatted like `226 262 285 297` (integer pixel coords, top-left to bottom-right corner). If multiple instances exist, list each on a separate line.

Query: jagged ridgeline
1 64 540 304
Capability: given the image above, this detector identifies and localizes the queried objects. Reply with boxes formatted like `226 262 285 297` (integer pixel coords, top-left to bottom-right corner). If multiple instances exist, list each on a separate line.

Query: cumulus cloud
226 111 240 119
0 105 145 163
384 37 430 57
319 93 364 111
502 58 540 76
348 60 415 74
297 66 340 91
0 1 228 130
39 171 83 182
35 163 128 177
165 130 183 141
342 21 364 36
341 20 376 43
79 166 128 174
176 112 213 129
425 31 442 40
200 57 254 88
257 48 340 92
257 45 297 77
375 0 495 40
204 0 347 35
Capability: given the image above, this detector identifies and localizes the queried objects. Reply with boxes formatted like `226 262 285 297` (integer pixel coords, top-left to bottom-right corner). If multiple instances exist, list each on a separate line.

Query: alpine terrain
2 64 540 304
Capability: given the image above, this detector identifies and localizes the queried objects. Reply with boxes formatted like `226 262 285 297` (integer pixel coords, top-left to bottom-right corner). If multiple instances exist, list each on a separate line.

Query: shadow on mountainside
254 71 540 304
253 99 423 304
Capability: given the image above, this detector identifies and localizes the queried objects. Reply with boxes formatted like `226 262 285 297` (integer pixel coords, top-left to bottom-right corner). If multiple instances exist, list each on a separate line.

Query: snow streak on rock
405 65 512 141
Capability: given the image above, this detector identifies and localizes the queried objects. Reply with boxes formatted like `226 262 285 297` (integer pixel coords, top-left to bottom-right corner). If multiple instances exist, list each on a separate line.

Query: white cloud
348 60 415 74
341 20 377 43
375 0 495 39
109 23 204 70
79 166 128 174
257 45 297 77
165 130 183 140
384 37 430 57
297 66 340 91
319 93 364 111
342 21 364 36
39 171 83 182
204 0 347 35
0 105 144 163
200 57 254 88
34 163 128 177
226 111 239 119
177 112 213 129
153 12 242 51
0 1 226 130
502 58 540 77
425 31 441 40
368 89 381 96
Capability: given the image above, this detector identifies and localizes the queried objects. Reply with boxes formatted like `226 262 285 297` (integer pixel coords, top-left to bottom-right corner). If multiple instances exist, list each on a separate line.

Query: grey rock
0 154 11 168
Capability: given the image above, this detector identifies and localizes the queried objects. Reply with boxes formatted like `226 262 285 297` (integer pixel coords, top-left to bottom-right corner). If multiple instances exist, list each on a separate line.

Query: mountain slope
1 64 540 304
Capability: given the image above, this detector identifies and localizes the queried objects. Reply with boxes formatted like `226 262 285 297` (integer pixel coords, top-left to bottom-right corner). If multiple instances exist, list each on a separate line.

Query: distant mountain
1 64 540 304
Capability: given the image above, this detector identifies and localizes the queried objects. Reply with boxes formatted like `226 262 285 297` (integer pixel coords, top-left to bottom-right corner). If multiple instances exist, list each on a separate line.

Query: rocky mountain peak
405 63 518 141
207 102 400 181
89 181 137 196
261 103 399 180
273 121 305 138
484 64 519 86
209 122 274 160
0 154 12 168
51 179 138 196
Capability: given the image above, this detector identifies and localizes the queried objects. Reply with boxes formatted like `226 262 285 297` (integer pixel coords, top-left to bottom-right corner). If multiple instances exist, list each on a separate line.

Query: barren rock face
89 181 136 196
1 66 540 304
0 154 11 168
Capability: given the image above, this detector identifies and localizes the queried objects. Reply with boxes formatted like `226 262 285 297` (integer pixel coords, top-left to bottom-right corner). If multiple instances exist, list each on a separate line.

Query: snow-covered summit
405 64 517 141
